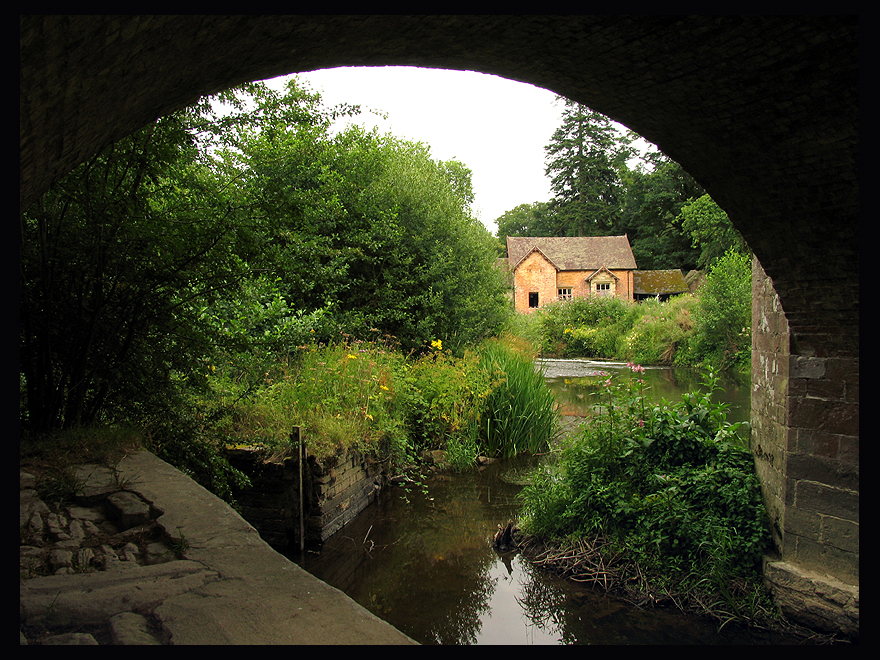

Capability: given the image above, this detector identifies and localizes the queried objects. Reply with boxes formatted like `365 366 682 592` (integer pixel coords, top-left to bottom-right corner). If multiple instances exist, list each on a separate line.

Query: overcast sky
265 66 565 234
265 66 654 236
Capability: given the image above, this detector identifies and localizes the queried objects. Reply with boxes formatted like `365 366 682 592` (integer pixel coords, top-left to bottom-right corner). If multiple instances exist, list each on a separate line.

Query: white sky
264 66 651 235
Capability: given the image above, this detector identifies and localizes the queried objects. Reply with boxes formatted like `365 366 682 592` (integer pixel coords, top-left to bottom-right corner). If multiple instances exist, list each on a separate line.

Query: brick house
505 235 638 313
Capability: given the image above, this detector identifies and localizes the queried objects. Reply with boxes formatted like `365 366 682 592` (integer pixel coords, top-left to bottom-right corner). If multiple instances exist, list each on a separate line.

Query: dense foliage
20 77 517 495
20 109 254 432
537 248 752 372
20 78 510 437
197 334 559 474
520 367 771 581
494 97 749 275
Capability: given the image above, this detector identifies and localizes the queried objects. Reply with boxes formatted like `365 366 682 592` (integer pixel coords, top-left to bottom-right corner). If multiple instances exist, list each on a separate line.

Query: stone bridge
20 16 858 636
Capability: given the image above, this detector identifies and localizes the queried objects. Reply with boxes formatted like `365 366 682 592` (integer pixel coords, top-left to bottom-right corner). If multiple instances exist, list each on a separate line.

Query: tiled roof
506 235 638 271
633 269 689 295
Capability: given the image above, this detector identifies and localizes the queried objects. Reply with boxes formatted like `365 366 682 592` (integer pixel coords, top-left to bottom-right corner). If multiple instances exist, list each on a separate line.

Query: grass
20 424 145 503
209 336 410 463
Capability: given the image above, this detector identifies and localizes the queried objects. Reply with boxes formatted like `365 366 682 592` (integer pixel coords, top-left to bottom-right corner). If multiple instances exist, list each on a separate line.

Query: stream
289 360 805 645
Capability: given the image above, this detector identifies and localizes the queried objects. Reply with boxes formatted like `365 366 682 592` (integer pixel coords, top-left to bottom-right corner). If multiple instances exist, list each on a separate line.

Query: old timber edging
224 436 390 550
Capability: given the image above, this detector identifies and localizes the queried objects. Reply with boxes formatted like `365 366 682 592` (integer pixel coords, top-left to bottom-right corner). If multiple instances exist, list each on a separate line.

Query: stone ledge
763 558 858 640
21 449 417 645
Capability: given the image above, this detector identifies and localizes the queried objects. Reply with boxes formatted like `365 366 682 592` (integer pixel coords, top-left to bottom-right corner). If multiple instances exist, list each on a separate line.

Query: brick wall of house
518 265 635 312
513 252 558 313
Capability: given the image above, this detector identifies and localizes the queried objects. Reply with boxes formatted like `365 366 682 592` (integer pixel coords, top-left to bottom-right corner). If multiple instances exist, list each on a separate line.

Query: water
290 361 801 645
539 358 751 426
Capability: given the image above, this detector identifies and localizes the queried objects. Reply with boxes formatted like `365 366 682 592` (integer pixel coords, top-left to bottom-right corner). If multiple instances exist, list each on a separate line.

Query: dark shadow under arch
20 16 859 630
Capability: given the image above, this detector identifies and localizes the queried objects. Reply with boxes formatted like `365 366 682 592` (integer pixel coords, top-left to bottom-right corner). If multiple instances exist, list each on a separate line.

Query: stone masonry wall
309 450 388 543
751 257 859 637
224 443 389 549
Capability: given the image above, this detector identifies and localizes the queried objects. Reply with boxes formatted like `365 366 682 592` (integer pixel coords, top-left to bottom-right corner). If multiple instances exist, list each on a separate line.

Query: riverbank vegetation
517 364 777 629
535 248 752 373
20 77 527 492
190 331 559 475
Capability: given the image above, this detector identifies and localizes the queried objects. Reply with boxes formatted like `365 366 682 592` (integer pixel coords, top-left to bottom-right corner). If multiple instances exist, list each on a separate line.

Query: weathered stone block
820 515 859 555
789 355 826 379
763 559 858 638
794 480 859 523
791 535 859 585
786 452 858 491
105 491 152 530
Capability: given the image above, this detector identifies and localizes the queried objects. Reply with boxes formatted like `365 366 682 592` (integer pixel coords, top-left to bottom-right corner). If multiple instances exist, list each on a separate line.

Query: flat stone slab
20 449 416 645
20 560 220 628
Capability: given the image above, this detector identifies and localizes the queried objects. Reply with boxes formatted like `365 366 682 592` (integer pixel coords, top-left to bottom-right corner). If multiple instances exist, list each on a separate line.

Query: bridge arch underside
20 16 858 635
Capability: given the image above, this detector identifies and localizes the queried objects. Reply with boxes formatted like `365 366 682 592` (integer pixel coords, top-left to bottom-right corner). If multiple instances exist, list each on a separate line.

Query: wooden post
293 426 305 555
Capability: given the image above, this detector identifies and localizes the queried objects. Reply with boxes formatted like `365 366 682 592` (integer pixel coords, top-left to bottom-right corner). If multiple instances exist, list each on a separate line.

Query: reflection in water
290 363 802 644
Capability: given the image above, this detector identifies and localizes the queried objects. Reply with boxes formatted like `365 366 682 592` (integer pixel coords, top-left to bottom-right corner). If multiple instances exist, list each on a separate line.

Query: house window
558 288 573 300
528 292 539 308
596 282 611 295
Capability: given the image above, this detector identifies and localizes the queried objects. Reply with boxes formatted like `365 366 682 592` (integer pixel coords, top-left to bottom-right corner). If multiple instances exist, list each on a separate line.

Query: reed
474 338 559 459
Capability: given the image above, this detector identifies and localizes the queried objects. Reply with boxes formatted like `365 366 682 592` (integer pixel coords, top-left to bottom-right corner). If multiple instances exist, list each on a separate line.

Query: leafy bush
689 249 752 371
619 294 696 365
520 366 770 579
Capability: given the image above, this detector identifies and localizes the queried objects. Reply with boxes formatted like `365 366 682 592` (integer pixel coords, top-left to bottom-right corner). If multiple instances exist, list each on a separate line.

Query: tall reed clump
473 338 559 460
406 335 560 469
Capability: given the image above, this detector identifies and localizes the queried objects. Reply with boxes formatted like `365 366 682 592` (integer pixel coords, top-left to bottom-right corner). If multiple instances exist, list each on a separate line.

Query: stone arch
20 15 858 635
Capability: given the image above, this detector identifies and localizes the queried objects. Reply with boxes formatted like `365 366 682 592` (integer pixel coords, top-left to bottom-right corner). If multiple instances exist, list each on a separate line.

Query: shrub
520 367 770 579
689 250 752 371
539 296 633 356
619 294 696 365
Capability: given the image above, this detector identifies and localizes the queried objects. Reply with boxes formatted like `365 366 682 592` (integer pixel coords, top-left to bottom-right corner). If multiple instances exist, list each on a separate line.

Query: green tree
543 98 632 236
217 79 510 352
678 194 750 269
690 249 752 371
493 201 553 243
20 109 252 431
618 151 704 270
